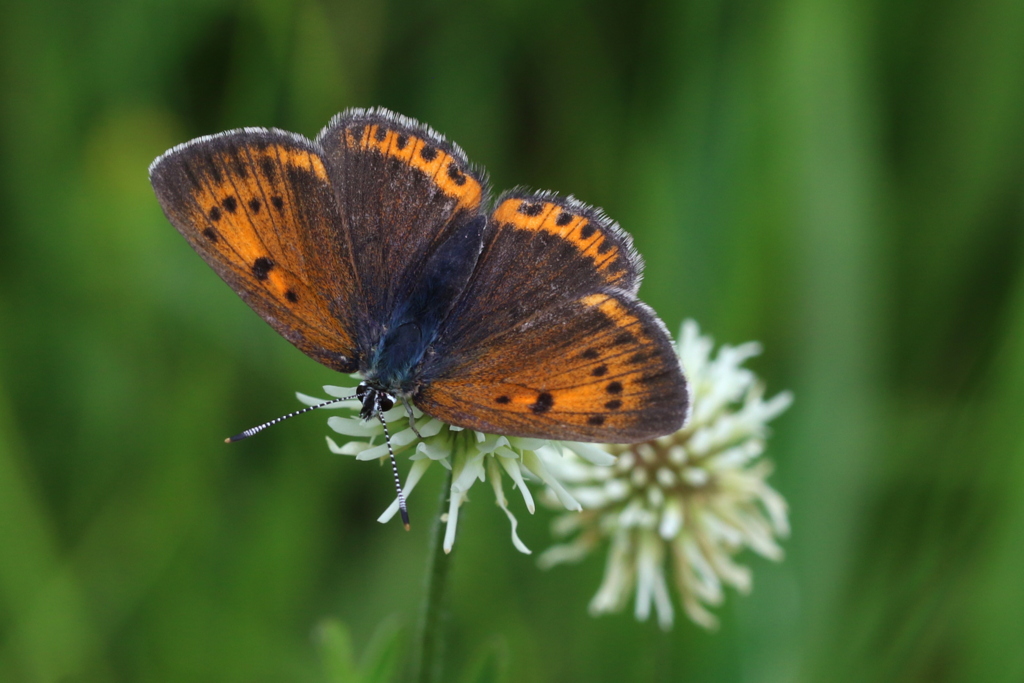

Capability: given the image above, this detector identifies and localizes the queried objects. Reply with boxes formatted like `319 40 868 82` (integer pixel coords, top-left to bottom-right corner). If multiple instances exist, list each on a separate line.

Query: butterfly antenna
225 395 357 443
378 411 410 530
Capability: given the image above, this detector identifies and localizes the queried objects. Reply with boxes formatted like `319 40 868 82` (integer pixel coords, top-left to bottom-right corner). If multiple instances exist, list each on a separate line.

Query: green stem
411 465 455 683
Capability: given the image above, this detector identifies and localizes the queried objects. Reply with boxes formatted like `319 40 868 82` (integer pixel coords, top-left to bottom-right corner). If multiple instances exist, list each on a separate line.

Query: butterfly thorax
361 213 490 398
364 320 430 396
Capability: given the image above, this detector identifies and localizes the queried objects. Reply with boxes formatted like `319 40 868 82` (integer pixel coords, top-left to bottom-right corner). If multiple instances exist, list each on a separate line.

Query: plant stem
411 466 454 683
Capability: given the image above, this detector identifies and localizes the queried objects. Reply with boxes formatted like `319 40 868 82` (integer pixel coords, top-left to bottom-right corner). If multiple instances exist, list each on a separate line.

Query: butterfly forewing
316 109 490 351
150 130 361 372
419 191 644 376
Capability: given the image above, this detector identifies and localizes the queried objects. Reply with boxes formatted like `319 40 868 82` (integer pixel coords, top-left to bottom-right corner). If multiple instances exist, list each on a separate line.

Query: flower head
298 385 614 554
538 321 792 629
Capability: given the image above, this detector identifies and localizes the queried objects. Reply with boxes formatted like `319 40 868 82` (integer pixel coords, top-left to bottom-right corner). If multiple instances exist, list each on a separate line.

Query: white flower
537 320 792 630
298 385 614 554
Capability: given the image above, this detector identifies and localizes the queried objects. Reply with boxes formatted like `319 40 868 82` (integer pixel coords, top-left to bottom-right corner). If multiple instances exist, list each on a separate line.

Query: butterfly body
151 108 688 443
365 213 486 397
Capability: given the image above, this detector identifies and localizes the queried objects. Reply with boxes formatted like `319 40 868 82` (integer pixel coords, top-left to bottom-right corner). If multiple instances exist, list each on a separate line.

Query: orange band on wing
344 124 483 211
492 198 629 285
264 144 328 180
581 292 638 325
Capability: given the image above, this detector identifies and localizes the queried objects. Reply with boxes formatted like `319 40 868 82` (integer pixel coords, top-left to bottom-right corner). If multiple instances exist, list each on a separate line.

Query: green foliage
316 617 403 683
0 0 1023 681
458 637 510 683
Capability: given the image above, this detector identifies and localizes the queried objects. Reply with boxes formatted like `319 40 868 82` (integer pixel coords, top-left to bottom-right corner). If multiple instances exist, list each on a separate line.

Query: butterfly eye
377 393 395 412
356 381 370 401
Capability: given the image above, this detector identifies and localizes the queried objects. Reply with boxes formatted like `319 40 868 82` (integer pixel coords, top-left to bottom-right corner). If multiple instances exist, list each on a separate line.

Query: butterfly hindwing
316 109 490 353
417 288 687 442
149 129 360 372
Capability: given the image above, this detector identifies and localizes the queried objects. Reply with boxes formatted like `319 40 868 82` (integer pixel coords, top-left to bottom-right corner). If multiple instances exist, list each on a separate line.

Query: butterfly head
356 381 396 421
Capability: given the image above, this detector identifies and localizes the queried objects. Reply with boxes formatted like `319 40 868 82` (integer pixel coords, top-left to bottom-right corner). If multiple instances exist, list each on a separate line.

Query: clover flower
537 321 792 629
298 385 616 554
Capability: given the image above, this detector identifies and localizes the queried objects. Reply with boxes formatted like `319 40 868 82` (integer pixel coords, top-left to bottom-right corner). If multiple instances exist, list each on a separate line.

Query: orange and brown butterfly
150 107 689 481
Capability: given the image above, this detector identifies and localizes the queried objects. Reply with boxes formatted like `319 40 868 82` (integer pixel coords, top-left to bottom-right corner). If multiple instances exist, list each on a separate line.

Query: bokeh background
2 0 1023 681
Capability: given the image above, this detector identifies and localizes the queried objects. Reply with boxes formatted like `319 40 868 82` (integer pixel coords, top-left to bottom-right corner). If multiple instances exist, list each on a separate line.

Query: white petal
442 450 482 553
443 490 461 554
563 441 617 466
683 595 720 630
416 435 456 462
332 438 378 457
758 484 791 537
451 453 486 494
537 539 592 569
677 537 723 605
509 437 548 451
488 458 531 554
659 498 684 539
522 450 581 511
415 418 445 438
327 416 381 438
589 530 635 615
378 458 433 523
497 456 535 514
355 442 390 461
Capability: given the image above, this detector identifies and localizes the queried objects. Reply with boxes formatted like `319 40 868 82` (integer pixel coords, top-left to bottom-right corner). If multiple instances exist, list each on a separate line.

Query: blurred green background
2 0 1023 681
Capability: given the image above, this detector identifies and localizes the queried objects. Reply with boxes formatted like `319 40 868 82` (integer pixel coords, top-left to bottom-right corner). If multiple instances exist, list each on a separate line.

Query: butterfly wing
416 192 688 442
315 108 489 353
150 129 361 372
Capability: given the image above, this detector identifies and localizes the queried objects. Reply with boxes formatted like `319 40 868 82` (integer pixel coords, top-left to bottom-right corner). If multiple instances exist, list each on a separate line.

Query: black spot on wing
259 156 277 180
495 395 510 404
519 201 543 216
285 289 299 303
606 381 623 394
249 197 261 213
556 211 573 226
252 257 275 281
605 400 622 410
591 365 608 377
580 223 595 239
222 196 238 213
447 163 466 185
229 148 249 178
271 196 284 211
209 206 222 221
530 392 554 413
587 415 606 426
204 154 222 182
581 348 600 360
396 134 409 150
374 126 387 142
420 145 437 161
202 227 219 242
614 332 636 345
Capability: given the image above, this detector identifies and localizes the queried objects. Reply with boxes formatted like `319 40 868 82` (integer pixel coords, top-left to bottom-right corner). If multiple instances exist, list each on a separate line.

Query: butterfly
150 108 689 524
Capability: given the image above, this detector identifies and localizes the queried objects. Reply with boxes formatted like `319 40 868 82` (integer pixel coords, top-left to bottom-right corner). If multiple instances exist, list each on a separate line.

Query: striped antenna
378 412 410 530
225 395 357 443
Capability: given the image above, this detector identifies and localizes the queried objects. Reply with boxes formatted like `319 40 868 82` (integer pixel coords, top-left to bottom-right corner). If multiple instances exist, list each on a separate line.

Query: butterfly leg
402 398 424 438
